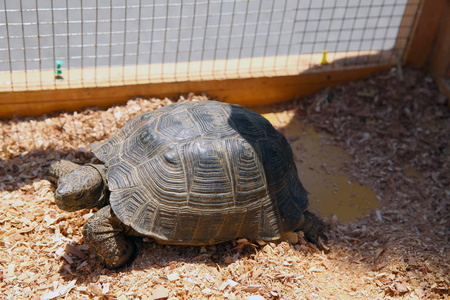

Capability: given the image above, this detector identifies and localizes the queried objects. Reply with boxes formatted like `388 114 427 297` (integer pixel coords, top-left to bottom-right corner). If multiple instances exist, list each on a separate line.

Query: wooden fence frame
403 0 449 105
0 0 448 117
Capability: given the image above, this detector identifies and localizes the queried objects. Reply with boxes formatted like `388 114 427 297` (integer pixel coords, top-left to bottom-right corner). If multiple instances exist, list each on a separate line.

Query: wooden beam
0 51 385 92
403 0 447 68
0 64 393 118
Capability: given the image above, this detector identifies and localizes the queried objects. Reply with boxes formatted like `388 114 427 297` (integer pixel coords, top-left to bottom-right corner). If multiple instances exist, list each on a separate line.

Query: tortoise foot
83 205 137 269
298 211 328 250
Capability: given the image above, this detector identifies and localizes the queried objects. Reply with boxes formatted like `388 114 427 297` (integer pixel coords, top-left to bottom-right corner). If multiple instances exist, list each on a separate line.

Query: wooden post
428 1 450 78
428 0 450 106
403 0 447 69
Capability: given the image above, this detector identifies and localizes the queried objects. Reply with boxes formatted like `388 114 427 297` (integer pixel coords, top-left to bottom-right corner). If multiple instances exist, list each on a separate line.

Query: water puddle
258 109 379 223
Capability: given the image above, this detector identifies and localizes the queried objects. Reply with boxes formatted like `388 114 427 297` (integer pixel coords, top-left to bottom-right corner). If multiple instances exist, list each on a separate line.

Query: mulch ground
0 68 448 299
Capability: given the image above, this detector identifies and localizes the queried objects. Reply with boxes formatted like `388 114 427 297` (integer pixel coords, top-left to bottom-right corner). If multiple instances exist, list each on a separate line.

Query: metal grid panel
0 0 418 91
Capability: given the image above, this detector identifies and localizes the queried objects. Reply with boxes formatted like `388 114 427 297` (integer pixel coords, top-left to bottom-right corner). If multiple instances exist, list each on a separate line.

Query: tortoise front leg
83 205 137 269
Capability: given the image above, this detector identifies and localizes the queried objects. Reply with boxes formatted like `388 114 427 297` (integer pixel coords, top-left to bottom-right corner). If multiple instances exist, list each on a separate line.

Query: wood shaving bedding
0 70 449 299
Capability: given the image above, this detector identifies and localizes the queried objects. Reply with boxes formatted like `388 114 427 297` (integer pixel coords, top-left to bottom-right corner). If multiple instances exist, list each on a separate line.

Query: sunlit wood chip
102 282 110 294
274 272 294 279
308 267 321 273
40 291 60 300
44 215 57 226
152 286 169 300
252 268 264 278
7 263 15 279
59 279 76 296
167 273 180 281
395 282 409 293
247 295 264 300
18 272 29 281
218 281 229 291
227 279 239 287
19 222 38 233
4 228 17 236
19 260 34 268
117 295 128 300
55 247 65 257
262 244 273 254
241 285 262 292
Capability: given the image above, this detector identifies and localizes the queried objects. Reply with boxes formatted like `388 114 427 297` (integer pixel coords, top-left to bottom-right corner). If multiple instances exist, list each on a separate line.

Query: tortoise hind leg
296 211 328 250
83 205 137 269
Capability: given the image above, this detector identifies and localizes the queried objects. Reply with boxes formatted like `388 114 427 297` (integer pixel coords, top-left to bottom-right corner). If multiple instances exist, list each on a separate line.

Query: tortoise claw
317 234 329 251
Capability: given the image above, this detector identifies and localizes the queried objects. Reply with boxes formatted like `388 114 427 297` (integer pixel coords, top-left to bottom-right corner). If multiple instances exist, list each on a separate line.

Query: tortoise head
54 165 107 212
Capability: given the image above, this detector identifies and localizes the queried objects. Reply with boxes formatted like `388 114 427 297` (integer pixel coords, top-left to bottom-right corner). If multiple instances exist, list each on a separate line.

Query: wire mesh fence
0 0 419 91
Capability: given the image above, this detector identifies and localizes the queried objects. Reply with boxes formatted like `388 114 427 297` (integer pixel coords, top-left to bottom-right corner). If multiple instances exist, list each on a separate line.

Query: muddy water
259 110 379 223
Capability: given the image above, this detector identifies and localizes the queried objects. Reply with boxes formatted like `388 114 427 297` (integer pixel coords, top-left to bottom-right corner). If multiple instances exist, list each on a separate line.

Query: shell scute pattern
89 101 308 243
89 111 159 163
109 186 154 227
187 103 238 139
157 109 201 142
227 109 266 140
169 209 201 242
106 162 136 191
122 120 170 166
152 206 177 240
193 213 226 241
180 140 235 210
235 205 263 239
136 150 188 207
253 139 283 188
223 139 267 206
129 200 158 236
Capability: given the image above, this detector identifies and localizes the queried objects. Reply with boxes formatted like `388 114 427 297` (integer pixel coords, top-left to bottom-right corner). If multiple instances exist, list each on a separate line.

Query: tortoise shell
89 100 308 245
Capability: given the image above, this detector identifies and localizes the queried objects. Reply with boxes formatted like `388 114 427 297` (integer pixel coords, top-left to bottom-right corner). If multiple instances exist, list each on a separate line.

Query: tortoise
48 100 326 269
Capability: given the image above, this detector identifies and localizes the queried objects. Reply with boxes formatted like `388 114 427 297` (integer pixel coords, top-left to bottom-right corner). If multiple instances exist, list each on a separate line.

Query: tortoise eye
74 192 85 200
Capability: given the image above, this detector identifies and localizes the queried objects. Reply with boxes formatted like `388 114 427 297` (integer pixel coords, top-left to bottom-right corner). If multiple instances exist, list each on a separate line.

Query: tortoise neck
87 164 109 207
